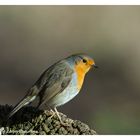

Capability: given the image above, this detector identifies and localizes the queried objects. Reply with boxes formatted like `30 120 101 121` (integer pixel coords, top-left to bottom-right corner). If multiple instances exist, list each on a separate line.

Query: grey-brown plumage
7 60 74 119
7 54 97 121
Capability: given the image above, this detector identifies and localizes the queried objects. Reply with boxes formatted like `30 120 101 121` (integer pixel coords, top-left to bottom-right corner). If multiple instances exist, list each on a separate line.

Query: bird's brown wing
8 60 73 119
36 60 74 108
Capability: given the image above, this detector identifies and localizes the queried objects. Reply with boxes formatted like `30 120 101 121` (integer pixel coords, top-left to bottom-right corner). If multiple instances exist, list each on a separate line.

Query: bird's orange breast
74 65 86 90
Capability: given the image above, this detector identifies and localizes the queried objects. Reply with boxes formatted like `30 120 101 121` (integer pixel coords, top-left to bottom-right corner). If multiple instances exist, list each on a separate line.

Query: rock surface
0 105 97 135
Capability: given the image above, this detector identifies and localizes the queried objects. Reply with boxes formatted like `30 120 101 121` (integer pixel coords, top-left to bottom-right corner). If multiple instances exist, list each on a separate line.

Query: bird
7 54 98 124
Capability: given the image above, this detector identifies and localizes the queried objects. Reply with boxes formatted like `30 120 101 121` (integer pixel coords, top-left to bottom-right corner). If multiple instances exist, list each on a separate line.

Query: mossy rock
0 105 97 135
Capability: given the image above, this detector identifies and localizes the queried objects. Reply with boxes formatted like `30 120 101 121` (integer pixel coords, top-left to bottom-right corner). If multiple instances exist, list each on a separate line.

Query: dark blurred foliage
0 6 140 134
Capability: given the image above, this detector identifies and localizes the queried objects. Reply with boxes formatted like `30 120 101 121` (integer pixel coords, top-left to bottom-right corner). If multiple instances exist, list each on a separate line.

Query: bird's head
67 54 98 74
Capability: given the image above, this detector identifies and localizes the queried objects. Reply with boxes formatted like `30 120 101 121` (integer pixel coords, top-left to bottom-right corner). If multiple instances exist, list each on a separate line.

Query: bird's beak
93 64 98 68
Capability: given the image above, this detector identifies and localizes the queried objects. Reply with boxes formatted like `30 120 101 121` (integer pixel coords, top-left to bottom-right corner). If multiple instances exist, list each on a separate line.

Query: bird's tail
7 86 39 119
7 95 37 119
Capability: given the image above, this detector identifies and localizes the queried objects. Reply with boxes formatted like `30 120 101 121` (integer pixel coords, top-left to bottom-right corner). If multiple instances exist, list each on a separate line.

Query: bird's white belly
48 74 79 107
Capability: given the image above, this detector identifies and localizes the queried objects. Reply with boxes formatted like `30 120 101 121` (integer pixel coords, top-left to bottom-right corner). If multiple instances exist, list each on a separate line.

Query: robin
8 54 98 124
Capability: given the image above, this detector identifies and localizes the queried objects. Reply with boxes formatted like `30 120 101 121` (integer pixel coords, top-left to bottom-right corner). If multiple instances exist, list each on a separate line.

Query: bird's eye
82 59 87 63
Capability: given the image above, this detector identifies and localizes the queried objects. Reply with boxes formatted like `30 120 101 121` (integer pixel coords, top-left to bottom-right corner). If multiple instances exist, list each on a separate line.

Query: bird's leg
54 107 62 123
50 109 55 114
44 105 55 119
48 111 55 119
54 107 69 126
47 107 69 126
47 107 55 119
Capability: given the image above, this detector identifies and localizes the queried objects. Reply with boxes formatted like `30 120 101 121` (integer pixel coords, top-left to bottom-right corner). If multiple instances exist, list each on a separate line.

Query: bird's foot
50 108 70 126
48 109 56 119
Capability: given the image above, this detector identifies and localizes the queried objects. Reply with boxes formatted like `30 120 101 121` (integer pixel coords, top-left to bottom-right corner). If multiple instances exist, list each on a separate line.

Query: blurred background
0 6 140 134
